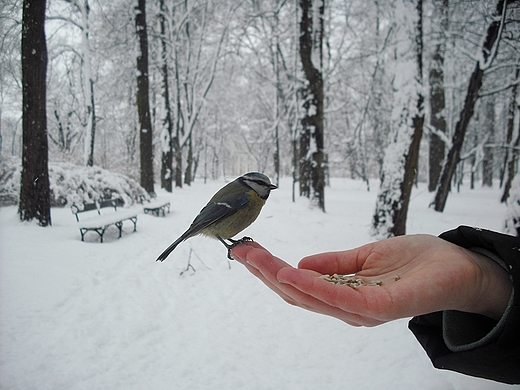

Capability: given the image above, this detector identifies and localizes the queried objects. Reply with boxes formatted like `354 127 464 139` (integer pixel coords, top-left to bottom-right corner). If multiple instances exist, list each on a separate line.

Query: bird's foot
229 236 253 245
217 236 254 260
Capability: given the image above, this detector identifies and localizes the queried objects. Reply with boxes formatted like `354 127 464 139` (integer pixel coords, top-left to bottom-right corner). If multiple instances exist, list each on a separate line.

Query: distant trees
46 0 97 167
3 0 520 234
433 0 513 212
153 0 233 189
19 0 51 226
501 66 520 203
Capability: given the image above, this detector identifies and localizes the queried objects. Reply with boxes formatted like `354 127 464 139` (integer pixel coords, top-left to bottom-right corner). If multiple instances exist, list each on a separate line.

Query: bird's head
239 172 277 200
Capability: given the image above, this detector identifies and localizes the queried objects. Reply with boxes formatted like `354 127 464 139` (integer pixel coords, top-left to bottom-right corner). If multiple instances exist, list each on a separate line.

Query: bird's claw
233 236 253 244
221 236 254 260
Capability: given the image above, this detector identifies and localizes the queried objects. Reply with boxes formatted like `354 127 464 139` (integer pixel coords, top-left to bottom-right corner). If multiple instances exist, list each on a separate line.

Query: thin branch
479 78 520 97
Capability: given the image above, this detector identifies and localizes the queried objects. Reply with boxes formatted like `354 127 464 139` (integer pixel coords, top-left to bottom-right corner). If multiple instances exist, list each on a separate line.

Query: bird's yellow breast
201 190 266 239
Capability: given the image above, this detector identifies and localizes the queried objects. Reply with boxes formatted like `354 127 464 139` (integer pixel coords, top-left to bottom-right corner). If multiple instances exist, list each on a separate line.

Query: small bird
157 172 277 261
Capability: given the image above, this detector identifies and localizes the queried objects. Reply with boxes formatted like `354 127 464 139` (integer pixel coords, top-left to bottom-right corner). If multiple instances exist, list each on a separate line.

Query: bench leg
80 227 106 243
114 218 137 239
115 222 123 239
130 217 137 232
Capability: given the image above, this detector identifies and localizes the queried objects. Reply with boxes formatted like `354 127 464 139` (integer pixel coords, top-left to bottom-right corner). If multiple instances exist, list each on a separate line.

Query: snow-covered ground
0 177 514 389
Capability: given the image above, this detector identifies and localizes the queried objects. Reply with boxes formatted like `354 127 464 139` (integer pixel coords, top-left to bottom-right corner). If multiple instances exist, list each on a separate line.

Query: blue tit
157 172 277 261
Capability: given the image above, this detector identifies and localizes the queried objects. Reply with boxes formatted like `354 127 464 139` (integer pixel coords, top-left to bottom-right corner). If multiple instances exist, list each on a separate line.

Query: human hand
231 235 512 326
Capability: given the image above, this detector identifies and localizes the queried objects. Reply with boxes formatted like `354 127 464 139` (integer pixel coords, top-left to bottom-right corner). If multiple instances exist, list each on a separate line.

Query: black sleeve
408 226 520 384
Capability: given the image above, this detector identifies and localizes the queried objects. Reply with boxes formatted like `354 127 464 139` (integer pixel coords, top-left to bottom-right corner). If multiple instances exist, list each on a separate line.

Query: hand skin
231 235 513 327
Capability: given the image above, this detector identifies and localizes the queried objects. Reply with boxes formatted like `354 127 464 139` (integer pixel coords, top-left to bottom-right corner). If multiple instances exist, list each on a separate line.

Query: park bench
140 195 171 217
71 198 138 242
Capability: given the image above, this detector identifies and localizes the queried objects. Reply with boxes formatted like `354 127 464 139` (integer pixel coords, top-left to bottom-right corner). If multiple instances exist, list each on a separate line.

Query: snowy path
0 178 512 389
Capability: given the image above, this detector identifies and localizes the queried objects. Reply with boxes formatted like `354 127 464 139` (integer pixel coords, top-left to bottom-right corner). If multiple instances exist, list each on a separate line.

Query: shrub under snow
0 157 148 207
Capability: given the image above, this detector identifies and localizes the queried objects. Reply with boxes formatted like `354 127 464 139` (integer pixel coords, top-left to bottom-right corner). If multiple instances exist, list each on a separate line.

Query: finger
277 267 390 320
274 268 378 326
233 244 386 326
231 240 266 262
233 245 364 323
246 263 300 305
232 243 299 304
232 243 293 278
298 249 363 275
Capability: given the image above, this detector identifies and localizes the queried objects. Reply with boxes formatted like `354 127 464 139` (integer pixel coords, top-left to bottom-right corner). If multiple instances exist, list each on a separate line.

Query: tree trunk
173 44 183 188
19 0 51 226
500 66 519 190
428 0 448 192
273 1 281 187
135 0 154 194
434 64 483 211
184 134 193 185
501 111 520 203
159 0 173 192
371 0 424 238
434 0 507 211
298 0 325 211
482 95 495 187
77 0 96 167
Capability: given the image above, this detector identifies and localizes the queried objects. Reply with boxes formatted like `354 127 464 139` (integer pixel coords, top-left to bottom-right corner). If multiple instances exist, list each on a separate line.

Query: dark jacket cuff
408 226 520 384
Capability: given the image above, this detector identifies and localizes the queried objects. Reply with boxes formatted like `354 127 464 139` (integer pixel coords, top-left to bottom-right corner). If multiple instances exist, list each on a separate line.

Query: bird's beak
270 184 278 190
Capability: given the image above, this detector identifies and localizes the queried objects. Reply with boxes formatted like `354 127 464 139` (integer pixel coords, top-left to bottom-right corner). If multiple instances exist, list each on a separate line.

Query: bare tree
482 95 495 187
371 0 424 238
46 0 97 166
135 0 154 194
434 0 511 211
76 0 96 167
19 0 51 226
501 66 520 202
299 0 325 211
501 130 520 203
155 1 234 186
179 1 232 185
428 0 448 192
158 0 174 192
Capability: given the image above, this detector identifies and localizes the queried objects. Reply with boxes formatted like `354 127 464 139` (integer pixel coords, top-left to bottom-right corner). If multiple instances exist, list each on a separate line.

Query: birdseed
319 274 382 288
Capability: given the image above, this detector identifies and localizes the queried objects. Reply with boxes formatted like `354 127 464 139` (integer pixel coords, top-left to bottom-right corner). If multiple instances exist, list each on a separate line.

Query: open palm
232 235 511 326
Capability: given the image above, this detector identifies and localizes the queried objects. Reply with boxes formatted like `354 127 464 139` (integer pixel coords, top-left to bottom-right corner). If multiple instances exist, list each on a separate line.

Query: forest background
1 0 520 236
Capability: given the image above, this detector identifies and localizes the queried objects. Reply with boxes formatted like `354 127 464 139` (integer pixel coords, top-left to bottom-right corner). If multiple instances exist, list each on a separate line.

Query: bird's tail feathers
156 236 184 262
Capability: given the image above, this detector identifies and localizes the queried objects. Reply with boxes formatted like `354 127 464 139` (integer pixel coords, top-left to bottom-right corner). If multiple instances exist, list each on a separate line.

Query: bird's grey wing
156 194 248 261
182 195 249 237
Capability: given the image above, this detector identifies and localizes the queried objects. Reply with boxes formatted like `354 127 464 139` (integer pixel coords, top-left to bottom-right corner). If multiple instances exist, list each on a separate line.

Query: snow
0 176 513 389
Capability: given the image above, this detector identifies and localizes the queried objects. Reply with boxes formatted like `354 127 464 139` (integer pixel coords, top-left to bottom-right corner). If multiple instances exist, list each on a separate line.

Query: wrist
464 248 513 321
